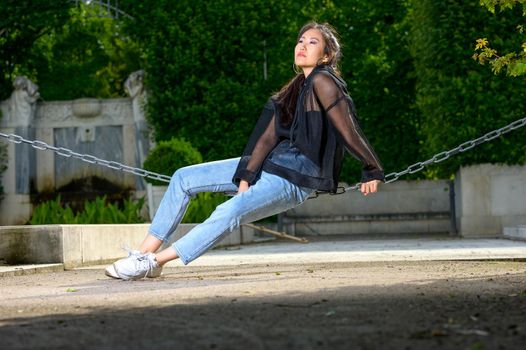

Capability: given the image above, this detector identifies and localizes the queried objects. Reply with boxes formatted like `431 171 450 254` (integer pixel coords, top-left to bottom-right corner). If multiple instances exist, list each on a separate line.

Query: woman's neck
302 67 314 78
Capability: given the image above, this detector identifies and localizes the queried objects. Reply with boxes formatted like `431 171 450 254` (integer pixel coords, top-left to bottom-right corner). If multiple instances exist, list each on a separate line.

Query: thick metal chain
0 131 172 184
1 115 525 190
338 116 526 193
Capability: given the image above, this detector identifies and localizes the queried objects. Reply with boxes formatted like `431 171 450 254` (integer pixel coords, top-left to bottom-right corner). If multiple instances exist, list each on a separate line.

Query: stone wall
0 72 150 225
455 164 526 237
281 180 454 236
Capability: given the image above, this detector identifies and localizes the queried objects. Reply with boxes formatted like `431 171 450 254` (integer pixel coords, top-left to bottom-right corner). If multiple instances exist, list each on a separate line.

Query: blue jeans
149 158 313 264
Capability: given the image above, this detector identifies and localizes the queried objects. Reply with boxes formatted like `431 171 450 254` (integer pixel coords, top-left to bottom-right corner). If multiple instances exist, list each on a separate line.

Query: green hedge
5 1 523 185
120 0 420 183
409 0 526 178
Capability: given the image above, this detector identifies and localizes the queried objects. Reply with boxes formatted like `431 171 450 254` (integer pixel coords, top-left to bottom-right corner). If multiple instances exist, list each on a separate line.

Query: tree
0 0 73 100
473 0 526 76
0 1 141 101
30 4 142 100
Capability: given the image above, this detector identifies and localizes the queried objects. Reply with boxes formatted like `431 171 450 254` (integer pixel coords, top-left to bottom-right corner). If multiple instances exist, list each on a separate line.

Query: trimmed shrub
142 138 203 186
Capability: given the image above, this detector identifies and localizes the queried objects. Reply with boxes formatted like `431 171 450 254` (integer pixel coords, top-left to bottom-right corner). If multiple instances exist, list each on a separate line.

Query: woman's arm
313 73 384 186
233 99 279 189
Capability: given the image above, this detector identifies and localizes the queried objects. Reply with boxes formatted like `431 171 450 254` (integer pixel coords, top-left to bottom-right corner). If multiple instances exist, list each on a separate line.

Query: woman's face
294 28 327 72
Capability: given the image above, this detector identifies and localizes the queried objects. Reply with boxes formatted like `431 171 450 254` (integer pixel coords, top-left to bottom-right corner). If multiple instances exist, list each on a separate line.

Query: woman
105 22 384 280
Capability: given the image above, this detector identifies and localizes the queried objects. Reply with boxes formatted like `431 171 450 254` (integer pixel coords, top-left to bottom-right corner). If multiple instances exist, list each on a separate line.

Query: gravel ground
0 260 525 349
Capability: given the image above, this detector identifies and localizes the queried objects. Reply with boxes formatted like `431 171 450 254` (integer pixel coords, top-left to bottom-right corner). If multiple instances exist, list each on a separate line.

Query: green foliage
334 1 421 181
474 0 526 76
30 4 142 100
0 0 73 100
409 0 526 178
120 0 420 183
0 1 141 100
142 138 203 186
182 192 228 223
480 0 526 13
29 195 145 225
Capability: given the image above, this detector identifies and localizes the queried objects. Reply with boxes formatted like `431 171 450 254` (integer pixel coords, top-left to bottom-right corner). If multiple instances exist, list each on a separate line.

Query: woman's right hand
237 180 250 194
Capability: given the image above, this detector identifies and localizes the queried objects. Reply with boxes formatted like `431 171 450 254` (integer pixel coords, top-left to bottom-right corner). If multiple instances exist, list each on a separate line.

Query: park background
0 0 525 224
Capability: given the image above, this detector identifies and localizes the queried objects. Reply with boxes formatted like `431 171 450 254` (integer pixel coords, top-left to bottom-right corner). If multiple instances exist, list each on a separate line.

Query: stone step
0 224 259 269
0 263 64 277
503 225 526 241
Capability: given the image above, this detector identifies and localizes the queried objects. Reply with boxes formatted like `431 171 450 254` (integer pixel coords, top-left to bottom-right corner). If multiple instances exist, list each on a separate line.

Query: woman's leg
105 158 240 280
145 157 240 251
162 171 313 265
108 171 312 279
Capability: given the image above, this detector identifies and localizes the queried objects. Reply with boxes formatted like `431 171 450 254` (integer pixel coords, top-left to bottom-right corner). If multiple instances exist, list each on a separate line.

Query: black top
233 64 384 192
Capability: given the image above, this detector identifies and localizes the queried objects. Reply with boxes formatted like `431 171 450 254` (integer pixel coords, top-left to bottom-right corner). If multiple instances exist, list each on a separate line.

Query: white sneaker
105 249 162 280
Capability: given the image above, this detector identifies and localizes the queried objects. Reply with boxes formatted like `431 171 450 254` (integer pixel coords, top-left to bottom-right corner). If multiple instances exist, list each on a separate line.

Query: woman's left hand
360 179 381 196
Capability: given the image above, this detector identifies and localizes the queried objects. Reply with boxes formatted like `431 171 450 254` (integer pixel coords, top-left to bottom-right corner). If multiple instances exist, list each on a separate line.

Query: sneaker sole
105 264 121 279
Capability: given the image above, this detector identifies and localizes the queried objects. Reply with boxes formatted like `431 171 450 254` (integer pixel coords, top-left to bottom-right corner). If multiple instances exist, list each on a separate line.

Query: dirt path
1 260 525 349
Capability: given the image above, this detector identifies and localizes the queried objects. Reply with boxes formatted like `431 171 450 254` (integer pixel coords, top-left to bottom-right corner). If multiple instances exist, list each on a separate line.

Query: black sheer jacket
233 64 384 192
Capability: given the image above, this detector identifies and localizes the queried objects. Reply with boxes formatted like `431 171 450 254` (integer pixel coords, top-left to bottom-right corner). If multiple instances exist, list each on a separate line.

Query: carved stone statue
8 76 40 127
125 70 146 123
5 77 39 194
124 70 145 99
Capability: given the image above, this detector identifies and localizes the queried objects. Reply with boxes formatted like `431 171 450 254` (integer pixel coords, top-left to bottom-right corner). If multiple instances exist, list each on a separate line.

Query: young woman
105 22 384 280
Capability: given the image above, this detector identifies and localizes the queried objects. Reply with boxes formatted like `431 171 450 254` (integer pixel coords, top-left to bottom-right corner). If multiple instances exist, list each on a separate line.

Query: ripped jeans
148 158 313 264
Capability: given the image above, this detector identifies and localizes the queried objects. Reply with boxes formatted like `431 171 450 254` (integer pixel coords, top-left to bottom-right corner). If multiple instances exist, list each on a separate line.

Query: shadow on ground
1 264 525 350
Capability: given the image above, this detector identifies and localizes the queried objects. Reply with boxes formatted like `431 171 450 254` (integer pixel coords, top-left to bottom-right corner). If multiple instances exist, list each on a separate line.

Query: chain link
1 116 526 190
339 115 526 193
0 131 172 184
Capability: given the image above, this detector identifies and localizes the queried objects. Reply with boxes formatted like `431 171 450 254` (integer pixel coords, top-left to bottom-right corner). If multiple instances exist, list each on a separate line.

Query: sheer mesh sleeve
313 73 384 183
233 99 279 185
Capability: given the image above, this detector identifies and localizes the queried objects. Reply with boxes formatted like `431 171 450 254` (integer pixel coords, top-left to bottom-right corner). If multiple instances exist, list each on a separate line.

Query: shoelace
135 253 158 277
122 245 140 258
122 245 156 278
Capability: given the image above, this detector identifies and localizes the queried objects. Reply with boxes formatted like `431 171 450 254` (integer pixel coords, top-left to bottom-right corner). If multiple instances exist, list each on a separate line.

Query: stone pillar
35 127 55 193
125 70 150 191
0 77 39 224
8 77 39 194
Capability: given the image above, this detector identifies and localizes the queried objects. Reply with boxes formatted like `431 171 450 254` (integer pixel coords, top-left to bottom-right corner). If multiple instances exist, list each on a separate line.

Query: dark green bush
29 195 145 225
142 138 203 186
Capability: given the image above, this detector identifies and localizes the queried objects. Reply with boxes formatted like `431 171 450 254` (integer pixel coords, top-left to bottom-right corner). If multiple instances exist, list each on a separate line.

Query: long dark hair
275 22 342 125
